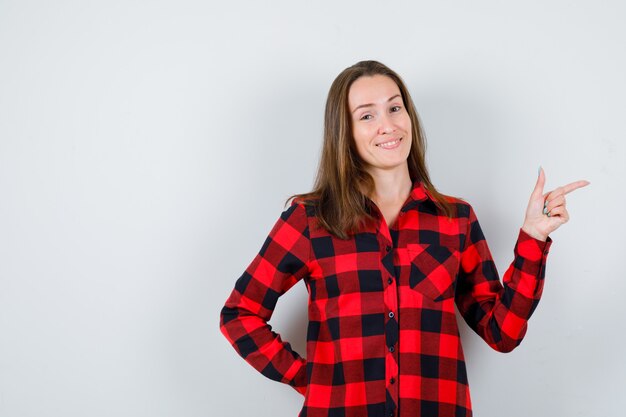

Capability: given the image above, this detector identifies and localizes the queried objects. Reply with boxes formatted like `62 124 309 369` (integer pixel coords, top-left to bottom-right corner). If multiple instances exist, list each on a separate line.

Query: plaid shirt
220 180 552 417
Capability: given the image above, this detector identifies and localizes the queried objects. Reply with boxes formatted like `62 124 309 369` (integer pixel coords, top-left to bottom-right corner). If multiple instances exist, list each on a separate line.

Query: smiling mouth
376 137 402 149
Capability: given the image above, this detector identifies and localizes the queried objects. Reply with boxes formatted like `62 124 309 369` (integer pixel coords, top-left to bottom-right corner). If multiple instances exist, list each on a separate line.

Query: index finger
561 180 591 195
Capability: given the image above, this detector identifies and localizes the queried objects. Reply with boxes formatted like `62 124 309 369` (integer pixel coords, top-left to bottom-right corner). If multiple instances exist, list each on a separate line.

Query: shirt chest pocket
407 243 460 302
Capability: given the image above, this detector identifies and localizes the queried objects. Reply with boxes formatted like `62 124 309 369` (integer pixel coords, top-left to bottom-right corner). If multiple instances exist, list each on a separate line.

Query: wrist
522 224 548 242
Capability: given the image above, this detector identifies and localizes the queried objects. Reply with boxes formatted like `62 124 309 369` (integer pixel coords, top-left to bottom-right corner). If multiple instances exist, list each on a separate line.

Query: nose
377 113 394 135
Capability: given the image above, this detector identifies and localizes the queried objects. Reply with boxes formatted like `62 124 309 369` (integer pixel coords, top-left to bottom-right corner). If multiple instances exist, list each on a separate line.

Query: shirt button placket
381 240 398 417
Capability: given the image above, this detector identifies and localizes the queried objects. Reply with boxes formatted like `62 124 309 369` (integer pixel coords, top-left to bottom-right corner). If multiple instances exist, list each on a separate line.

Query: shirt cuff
516 227 553 262
288 358 307 396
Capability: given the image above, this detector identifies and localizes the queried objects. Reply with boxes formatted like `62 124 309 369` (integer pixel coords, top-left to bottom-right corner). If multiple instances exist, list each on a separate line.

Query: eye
390 105 402 112
360 114 373 121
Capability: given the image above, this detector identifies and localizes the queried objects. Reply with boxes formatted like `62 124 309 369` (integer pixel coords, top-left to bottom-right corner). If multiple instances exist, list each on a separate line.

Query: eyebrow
351 94 401 114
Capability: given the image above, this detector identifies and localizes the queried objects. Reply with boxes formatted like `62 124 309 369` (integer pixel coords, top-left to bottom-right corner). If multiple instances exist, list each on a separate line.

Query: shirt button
388 346 394 352
388 311 395 318
387 277 393 285
385 245 392 252
390 377 395 384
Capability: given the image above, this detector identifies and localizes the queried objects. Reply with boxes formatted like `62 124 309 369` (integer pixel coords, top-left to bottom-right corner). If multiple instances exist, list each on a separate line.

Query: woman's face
348 74 412 174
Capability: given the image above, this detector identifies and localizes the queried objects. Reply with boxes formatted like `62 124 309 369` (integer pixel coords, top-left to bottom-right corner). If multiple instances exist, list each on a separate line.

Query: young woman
219 60 589 417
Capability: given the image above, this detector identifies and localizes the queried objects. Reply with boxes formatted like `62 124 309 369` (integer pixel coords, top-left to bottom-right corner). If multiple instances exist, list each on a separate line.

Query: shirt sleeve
455 204 553 353
219 202 310 394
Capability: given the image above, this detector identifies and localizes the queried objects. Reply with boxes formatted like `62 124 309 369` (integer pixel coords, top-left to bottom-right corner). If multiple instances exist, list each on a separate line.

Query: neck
367 165 413 205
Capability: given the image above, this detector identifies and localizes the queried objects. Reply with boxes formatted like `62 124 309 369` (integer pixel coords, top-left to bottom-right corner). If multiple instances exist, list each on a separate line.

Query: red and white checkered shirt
220 179 552 417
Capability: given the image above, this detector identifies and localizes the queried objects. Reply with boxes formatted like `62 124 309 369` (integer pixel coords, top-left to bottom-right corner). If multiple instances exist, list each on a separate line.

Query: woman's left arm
455 168 589 352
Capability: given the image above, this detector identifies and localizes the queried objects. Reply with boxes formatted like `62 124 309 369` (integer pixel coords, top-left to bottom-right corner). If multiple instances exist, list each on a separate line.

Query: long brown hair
286 60 457 240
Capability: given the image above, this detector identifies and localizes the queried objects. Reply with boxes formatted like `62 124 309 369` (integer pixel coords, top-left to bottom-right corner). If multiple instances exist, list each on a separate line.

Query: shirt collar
365 178 434 215
409 178 431 203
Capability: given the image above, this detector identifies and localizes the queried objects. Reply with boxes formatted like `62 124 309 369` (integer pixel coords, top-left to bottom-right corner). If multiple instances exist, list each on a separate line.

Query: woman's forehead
348 75 402 109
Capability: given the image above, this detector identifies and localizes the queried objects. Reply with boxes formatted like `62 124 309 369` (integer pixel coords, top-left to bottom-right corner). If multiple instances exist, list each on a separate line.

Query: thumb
532 166 546 199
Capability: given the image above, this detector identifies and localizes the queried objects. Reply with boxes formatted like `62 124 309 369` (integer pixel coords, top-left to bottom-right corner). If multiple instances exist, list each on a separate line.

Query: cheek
401 114 412 131
352 124 373 146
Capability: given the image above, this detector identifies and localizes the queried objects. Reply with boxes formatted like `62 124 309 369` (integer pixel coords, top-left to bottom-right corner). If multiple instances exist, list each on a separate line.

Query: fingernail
543 206 548 215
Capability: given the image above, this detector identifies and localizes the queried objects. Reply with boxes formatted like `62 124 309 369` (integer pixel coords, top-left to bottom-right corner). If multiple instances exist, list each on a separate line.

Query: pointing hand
521 167 590 241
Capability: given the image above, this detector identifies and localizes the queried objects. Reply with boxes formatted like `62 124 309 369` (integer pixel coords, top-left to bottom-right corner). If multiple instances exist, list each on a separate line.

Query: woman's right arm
219 202 311 395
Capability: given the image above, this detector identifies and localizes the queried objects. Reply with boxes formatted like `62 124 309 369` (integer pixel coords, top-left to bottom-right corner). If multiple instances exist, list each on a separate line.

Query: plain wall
1 1 624 416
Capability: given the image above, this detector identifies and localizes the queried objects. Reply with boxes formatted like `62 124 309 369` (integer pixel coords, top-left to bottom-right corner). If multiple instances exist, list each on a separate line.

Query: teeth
376 138 401 148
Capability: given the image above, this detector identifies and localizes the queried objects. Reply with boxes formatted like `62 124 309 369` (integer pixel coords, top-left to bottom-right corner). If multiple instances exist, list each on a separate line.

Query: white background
1 1 623 416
